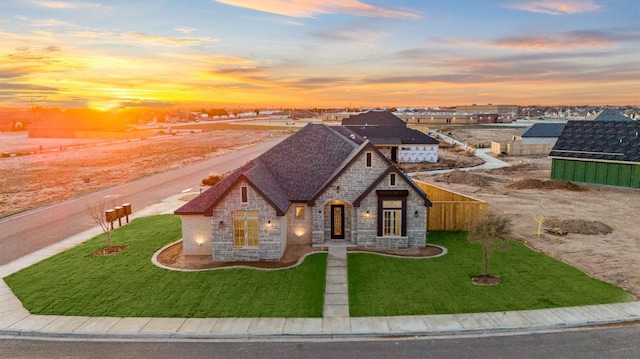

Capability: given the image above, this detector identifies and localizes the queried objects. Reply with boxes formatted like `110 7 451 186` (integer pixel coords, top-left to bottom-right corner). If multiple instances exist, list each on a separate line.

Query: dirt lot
2 126 639 298
414 127 640 298
0 129 286 217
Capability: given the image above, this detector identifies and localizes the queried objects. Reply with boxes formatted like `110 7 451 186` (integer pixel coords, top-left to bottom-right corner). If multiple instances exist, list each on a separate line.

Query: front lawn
348 231 634 317
4 214 326 318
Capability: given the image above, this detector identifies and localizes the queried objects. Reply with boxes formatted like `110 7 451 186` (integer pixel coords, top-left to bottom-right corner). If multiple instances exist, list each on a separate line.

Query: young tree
468 212 513 279
87 199 115 249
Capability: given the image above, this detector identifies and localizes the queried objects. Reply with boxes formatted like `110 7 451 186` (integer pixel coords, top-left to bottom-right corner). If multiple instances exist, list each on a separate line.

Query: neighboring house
490 122 566 156
519 123 566 145
549 121 640 188
174 123 432 262
342 110 439 163
586 108 632 122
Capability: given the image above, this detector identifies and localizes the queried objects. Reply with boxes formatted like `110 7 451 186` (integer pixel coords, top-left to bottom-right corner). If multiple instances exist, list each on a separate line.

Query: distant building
456 104 518 121
586 108 632 122
342 110 439 163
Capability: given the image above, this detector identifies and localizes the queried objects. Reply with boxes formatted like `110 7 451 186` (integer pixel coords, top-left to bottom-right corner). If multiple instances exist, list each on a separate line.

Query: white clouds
29 0 103 9
215 0 421 19
506 0 601 15
174 27 198 34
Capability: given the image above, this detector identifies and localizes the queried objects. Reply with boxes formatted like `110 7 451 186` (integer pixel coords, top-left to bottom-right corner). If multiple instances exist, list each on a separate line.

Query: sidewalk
1 193 639 341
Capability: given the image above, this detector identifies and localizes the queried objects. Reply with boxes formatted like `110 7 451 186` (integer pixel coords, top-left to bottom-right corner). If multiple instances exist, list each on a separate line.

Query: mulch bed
472 275 501 285
92 245 128 256
156 242 444 270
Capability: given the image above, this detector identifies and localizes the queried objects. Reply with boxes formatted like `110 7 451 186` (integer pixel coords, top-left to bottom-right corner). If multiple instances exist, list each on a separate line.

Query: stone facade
181 215 213 255
209 179 285 261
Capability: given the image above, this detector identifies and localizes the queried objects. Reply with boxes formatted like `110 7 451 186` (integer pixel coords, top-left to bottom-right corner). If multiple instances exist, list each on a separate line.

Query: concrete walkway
1 193 639 340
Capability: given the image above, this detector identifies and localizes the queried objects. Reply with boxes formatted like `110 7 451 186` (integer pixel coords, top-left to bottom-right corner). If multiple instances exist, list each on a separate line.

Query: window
382 200 402 236
366 152 372 167
241 186 248 203
390 173 396 186
295 206 304 219
233 211 259 247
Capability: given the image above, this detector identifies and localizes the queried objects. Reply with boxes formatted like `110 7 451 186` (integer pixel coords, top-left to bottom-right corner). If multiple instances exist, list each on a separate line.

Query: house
549 121 640 188
342 110 439 163
519 123 566 145
586 108 632 122
174 123 432 262
490 122 567 156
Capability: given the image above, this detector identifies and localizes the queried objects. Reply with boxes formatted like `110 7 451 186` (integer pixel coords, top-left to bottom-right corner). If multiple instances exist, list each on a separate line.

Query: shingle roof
520 123 566 138
586 109 631 122
342 110 439 145
174 123 360 215
549 120 640 163
343 110 407 127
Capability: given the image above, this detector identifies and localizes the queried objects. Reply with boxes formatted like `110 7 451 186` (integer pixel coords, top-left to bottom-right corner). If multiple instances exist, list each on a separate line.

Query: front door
330 204 345 240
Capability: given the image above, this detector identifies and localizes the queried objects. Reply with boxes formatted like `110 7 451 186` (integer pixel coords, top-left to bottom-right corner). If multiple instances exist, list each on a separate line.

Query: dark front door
330 204 345 240
391 146 398 162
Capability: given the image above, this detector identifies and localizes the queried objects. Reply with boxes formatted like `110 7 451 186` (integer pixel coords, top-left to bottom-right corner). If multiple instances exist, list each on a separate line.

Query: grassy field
4 215 326 318
348 231 634 317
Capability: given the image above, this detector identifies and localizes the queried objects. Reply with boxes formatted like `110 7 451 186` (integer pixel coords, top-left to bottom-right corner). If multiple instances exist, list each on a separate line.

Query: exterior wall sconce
336 186 340 193
267 220 272 228
365 210 370 218
218 220 224 229
414 210 419 218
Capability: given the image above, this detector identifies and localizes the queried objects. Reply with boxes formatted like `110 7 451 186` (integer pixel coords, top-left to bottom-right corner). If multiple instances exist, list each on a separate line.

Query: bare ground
415 152 640 297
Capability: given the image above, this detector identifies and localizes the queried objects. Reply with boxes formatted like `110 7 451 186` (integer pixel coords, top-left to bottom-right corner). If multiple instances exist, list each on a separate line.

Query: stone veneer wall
312 148 388 245
181 215 213 255
210 179 285 261
356 172 427 249
286 204 312 245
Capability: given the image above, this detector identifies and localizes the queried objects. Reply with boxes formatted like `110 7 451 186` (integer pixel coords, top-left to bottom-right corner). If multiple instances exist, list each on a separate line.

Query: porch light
336 185 340 193
414 210 419 218
218 220 224 228
267 220 272 228
365 210 370 218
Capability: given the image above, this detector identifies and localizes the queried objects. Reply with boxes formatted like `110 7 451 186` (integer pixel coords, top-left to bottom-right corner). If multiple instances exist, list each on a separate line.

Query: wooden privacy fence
415 180 488 231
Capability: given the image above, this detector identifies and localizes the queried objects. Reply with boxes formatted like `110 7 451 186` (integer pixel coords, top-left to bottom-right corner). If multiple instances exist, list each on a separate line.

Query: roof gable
587 109 631 122
175 123 360 215
353 166 432 207
342 110 407 127
549 120 640 163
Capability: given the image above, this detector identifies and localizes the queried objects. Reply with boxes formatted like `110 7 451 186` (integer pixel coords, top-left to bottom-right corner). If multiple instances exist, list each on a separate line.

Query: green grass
348 231 634 317
4 214 326 318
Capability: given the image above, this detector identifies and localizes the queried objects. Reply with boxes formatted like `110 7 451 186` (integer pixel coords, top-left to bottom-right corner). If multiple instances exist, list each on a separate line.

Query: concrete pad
74 317 120 333
177 318 218 333
326 275 348 285
422 314 463 332
141 318 186 333
327 259 346 268
0 299 27 314
608 302 640 318
328 247 346 260
323 305 349 318
326 267 347 276
283 318 323 335
108 317 151 333
41 316 90 333
324 293 349 306
325 283 348 294
210 318 252 335
518 309 566 327
0 309 30 328
486 311 532 328
386 316 428 333
454 313 499 330
350 317 390 334
536 307 592 325
322 317 350 334
10 315 58 331
248 318 286 335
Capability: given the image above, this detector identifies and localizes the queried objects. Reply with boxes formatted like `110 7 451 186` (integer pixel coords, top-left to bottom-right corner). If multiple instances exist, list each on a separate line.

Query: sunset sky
1 0 639 110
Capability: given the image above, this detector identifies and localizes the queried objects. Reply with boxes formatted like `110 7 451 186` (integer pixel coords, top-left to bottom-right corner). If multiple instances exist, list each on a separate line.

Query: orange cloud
215 0 421 19
507 0 601 15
